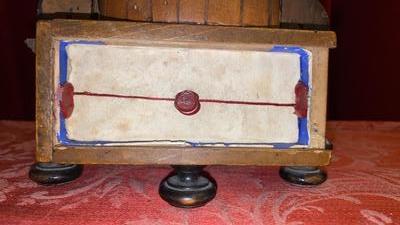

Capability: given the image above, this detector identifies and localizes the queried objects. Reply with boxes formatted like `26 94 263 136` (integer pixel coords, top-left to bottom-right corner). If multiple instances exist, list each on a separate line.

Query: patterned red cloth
0 121 399 225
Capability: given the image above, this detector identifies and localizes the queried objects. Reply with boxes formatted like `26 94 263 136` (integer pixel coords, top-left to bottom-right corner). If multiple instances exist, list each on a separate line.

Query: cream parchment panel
65 44 302 145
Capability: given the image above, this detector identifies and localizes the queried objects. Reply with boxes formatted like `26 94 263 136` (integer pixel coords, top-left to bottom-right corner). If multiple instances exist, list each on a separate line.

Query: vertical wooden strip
309 47 329 149
98 0 108 15
242 0 269 26
207 0 241 26
150 0 153 20
239 0 244 25
98 0 128 19
127 0 152 21
281 0 329 25
152 0 178 22
36 21 54 162
268 0 280 27
176 0 180 22
179 0 206 24
204 0 209 24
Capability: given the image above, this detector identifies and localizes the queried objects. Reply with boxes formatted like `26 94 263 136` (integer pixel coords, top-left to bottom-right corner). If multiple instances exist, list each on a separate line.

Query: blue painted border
270 46 310 145
58 42 310 148
58 40 104 145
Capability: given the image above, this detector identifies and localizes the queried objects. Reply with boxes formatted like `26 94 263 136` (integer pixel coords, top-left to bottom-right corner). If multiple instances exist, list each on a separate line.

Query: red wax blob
59 82 74 119
174 90 201 116
295 81 308 118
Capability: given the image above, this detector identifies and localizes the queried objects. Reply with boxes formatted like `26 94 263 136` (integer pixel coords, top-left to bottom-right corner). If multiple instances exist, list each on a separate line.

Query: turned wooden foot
159 166 217 208
29 163 83 185
279 166 327 186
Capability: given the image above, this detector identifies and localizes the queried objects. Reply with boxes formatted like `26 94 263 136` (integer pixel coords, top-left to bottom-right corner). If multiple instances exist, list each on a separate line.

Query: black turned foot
279 166 327 186
29 163 83 185
159 166 217 208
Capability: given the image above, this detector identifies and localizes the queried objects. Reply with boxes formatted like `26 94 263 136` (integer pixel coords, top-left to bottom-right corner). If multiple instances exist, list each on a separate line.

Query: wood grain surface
99 0 281 26
126 0 152 21
179 0 206 24
40 0 93 14
281 0 329 25
35 21 54 162
46 19 336 47
52 146 331 166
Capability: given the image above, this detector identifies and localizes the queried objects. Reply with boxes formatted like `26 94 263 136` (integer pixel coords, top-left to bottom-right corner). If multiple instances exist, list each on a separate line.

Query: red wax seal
174 90 201 116
59 82 74 119
294 81 308 118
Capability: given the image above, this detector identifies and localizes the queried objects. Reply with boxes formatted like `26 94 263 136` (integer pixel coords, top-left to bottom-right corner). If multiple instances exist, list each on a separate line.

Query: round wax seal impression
174 90 201 116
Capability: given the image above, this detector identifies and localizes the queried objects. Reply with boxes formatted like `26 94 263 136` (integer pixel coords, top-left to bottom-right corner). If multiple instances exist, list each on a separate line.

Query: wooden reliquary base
32 19 336 208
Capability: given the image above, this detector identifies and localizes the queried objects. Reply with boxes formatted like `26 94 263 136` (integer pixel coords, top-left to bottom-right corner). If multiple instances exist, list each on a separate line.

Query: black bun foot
279 166 327 186
29 163 83 185
159 166 217 208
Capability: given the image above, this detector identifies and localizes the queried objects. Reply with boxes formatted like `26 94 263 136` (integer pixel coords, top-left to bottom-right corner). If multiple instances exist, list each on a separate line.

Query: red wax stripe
200 99 295 107
73 91 295 107
74 92 175 101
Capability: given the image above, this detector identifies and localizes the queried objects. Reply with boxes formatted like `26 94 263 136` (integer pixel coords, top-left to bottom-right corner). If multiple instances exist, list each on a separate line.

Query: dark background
1 0 399 121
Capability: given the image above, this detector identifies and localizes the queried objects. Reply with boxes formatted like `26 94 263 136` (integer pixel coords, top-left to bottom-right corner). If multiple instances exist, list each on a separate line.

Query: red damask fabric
0 121 399 225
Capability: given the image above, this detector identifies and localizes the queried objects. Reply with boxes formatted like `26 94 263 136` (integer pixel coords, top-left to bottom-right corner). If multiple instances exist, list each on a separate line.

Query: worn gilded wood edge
52 147 331 166
36 21 54 162
309 47 329 149
48 19 337 48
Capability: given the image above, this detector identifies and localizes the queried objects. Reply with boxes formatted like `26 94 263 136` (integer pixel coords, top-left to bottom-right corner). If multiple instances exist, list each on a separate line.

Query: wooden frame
36 19 336 166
